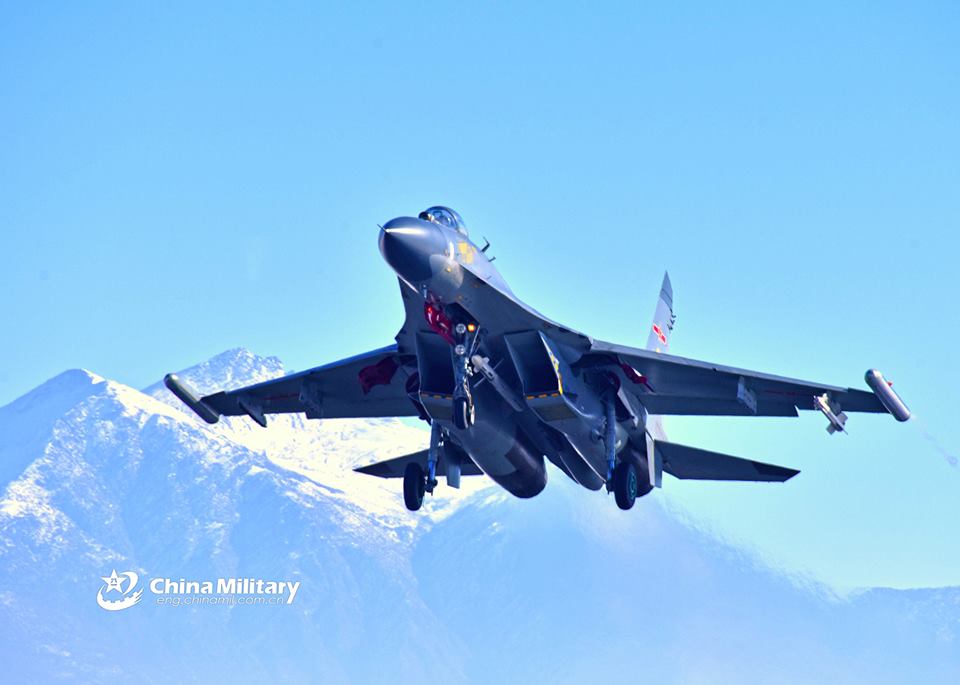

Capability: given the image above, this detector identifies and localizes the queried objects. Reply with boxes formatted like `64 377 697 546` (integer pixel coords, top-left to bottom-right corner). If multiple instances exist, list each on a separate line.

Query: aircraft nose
378 217 447 283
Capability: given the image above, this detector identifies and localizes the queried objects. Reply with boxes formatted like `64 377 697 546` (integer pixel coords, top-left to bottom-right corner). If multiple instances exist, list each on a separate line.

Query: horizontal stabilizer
354 449 484 479
658 440 798 482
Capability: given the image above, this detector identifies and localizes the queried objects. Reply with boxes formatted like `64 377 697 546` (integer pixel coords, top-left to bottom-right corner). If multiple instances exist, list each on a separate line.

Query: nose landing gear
453 396 474 431
452 322 479 430
422 302 480 431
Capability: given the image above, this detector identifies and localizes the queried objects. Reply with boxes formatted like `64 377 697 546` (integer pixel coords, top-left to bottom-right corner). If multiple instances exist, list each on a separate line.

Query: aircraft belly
450 386 547 498
536 422 606 490
455 430 546 498
456 421 516 477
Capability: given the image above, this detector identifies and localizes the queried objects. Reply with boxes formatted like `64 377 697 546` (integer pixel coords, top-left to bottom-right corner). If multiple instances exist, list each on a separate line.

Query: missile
164 374 220 424
864 369 911 422
814 393 847 434
470 355 525 412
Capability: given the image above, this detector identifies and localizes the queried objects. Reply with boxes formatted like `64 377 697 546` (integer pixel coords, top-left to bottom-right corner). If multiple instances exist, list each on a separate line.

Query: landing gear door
415 331 454 421
503 331 579 420
646 431 663 489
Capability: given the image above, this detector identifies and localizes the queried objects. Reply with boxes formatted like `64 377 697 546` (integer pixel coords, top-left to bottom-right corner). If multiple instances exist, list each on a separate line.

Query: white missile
814 393 848 434
470 355 525 412
865 369 911 422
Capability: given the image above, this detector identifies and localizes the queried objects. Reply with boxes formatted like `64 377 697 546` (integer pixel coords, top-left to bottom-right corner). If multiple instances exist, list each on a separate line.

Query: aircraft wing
456 263 884 419
354 448 484 478
657 440 799 481
585 340 886 418
165 345 418 425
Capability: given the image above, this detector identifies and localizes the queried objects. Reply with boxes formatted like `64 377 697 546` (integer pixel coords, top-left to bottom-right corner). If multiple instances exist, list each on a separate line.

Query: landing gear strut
604 397 617 485
603 394 637 510
426 421 442 493
404 422 444 511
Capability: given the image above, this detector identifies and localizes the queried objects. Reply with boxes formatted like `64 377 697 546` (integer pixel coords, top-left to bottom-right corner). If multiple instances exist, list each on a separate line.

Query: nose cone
379 217 447 283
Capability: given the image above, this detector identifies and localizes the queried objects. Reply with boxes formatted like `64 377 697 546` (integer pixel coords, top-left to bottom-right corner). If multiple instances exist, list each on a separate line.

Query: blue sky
2 2 958 590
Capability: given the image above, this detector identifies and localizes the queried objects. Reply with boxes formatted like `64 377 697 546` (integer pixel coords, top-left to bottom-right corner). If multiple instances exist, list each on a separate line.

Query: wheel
403 462 426 511
613 462 638 510
453 397 470 430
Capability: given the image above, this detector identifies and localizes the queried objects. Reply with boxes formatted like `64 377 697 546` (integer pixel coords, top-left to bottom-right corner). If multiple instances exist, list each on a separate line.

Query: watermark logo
96 570 300 610
97 569 143 612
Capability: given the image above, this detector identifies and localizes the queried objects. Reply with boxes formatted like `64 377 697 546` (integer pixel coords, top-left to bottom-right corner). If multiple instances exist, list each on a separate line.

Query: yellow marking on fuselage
457 241 476 264
547 349 564 395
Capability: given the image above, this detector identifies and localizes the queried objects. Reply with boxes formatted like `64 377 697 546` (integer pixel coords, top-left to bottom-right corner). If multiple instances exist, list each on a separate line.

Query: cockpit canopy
419 206 468 236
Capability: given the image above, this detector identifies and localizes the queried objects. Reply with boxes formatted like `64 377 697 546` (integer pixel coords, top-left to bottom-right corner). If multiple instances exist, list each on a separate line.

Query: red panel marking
358 356 400 395
619 361 656 392
424 302 455 344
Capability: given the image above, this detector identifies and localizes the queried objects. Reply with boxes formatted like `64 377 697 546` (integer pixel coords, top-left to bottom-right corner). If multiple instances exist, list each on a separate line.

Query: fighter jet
165 206 912 511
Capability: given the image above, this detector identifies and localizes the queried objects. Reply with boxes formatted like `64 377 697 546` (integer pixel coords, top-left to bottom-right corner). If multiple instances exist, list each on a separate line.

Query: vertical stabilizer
645 272 674 448
645 272 675 353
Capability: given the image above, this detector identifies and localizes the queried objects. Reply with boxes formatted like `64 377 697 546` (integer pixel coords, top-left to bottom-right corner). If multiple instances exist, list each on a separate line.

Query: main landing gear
403 422 444 512
403 462 426 511
612 461 639 510
604 394 638 510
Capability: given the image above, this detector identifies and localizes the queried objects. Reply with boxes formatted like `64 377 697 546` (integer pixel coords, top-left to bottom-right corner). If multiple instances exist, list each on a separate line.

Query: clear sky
2 2 958 590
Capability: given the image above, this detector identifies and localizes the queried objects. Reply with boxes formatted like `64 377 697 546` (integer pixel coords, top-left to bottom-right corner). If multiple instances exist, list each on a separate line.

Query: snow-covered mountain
0 350 957 684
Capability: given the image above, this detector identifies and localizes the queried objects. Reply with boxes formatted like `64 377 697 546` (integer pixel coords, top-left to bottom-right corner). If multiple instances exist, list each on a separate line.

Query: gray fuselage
379 213 642 498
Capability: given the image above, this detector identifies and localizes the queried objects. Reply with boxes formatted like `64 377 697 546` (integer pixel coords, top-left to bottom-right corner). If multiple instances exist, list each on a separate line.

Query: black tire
453 397 470 430
403 462 426 511
614 462 638 510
